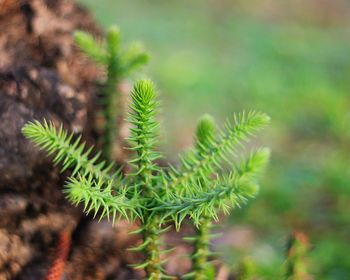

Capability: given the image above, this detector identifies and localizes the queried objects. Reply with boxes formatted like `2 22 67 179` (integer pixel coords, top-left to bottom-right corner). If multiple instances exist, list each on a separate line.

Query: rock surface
0 1 139 279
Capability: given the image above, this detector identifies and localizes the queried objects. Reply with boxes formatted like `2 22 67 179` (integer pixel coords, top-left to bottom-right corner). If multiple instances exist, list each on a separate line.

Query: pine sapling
183 115 218 279
126 81 165 278
74 26 149 161
23 79 270 279
179 115 270 280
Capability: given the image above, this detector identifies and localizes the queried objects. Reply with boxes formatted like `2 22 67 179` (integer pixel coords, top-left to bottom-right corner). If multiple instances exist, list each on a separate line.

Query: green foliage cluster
75 1 350 278
24 89 270 280
22 81 269 278
75 26 148 161
22 26 270 279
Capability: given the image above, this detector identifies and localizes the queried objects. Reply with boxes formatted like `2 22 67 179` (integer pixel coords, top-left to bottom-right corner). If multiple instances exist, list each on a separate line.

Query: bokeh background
78 1 350 279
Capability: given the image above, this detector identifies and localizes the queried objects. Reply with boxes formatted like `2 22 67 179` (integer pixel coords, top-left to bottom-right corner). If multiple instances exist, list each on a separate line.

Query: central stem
192 217 211 280
128 80 164 279
143 215 162 280
102 58 120 161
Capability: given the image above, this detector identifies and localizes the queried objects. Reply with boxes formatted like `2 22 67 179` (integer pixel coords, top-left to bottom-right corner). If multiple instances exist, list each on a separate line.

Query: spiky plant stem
102 27 121 161
21 120 117 180
128 80 163 279
165 111 270 196
102 66 120 161
190 115 216 279
142 216 162 279
191 216 211 280
180 115 270 279
74 26 149 162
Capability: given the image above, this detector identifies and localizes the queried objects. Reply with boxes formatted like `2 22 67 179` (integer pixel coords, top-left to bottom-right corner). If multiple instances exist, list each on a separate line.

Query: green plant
180 115 270 280
22 79 269 279
236 256 257 280
74 25 148 161
285 231 311 280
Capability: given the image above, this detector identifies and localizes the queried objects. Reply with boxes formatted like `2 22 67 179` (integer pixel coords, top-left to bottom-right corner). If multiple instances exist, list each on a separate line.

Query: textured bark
0 1 139 279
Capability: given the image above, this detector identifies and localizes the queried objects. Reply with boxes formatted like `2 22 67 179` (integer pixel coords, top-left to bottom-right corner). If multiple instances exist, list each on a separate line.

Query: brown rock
0 1 138 279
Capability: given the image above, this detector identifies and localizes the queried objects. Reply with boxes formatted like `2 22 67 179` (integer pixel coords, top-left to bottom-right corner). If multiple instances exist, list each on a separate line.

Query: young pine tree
173 115 270 280
74 26 149 161
22 79 270 279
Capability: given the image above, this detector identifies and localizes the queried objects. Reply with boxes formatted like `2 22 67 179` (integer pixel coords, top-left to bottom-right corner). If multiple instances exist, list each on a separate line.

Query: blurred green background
78 0 350 279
